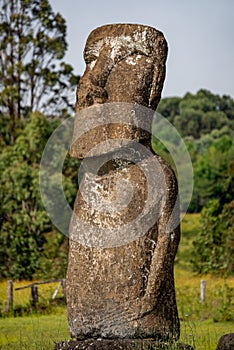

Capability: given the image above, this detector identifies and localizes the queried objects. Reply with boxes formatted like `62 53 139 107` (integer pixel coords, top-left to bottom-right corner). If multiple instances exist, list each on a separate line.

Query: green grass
180 320 234 350
175 213 234 324
0 313 70 349
176 213 200 271
0 316 233 350
175 270 234 322
0 213 233 349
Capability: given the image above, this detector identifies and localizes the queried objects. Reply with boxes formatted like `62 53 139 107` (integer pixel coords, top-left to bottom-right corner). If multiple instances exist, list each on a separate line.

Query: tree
201 111 230 134
156 90 234 213
189 135 234 212
0 112 79 280
174 108 203 139
0 0 78 143
192 199 234 275
156 96 181 123
0 0 81 279
0 112 52 279
158 90 234 140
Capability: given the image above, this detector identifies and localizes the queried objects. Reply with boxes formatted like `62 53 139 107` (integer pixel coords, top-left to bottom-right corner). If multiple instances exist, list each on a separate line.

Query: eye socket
85 53 98 64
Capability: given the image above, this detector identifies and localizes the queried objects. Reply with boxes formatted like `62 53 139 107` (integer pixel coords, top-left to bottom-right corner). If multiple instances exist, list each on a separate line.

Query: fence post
6 280 13 313
30 284 38 307
52 281 62 300
61 279 66 297
200 280 206 303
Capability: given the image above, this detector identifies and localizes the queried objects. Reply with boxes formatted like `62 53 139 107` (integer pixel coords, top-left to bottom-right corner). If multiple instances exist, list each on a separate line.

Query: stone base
54 339 194 350
217 333 234 350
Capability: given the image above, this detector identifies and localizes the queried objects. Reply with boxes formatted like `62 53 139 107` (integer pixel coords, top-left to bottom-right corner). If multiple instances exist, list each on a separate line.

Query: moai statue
66 24 180 341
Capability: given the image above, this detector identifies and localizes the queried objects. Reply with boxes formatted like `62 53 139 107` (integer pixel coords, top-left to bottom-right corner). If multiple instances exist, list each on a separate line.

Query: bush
191 200 234 275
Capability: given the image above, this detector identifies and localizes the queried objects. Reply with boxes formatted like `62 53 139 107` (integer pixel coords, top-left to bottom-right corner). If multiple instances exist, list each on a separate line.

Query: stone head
76 23 168 110
70 24 168 159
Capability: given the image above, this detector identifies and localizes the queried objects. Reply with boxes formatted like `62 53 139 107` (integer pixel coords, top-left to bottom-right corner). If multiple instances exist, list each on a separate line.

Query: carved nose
89 45 115 87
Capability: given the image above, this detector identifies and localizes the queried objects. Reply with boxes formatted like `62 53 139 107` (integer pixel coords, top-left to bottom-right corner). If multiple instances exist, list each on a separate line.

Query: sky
50 0 234 98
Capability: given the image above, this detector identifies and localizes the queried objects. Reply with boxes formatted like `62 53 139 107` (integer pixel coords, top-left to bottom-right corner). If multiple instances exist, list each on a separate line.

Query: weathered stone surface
66 24 180 341
77 24 167 110
70 23 167 158
217 333 234 350
70 103 154 159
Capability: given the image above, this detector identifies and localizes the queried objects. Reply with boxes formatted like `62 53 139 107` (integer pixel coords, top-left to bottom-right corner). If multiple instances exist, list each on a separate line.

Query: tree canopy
0 0 80 280
0 0 79 143
0 112 79 279
154 89 234 212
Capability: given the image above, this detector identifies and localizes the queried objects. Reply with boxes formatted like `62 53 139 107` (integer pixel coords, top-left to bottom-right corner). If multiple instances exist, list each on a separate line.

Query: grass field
0 313 69 349
0 315 233 350
176 214 234 324
0 213 233 350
